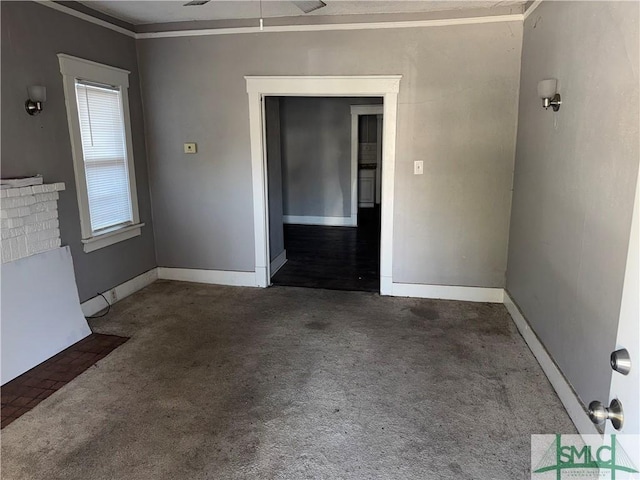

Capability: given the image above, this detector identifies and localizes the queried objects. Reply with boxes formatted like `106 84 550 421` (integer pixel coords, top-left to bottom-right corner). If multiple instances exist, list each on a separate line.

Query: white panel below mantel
1 246 92 385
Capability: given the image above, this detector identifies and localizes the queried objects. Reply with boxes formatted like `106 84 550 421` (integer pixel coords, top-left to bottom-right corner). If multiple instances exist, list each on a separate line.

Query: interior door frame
350 104 384 220
246 75 401 292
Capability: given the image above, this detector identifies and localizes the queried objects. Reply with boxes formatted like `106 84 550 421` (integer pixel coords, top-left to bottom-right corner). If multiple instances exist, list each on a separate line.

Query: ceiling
79 1 525 26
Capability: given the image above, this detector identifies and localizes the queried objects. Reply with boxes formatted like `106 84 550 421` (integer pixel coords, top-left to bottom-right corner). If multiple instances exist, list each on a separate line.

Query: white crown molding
36 1 136 38
523 0 544 20
34 2 523 40
137 14 524 39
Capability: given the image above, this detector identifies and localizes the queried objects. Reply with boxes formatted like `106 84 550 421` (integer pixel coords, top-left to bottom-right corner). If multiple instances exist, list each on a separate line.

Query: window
59 54 143 253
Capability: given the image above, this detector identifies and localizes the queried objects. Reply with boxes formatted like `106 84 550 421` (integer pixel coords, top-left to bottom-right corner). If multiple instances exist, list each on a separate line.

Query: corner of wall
133 41 160 271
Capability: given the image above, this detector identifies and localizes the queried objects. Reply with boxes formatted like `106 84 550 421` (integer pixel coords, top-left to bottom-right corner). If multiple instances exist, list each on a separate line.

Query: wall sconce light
25 85 47 115
537 78 562 112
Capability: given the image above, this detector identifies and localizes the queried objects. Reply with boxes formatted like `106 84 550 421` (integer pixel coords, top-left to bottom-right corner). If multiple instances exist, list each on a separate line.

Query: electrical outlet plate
184 143 197 154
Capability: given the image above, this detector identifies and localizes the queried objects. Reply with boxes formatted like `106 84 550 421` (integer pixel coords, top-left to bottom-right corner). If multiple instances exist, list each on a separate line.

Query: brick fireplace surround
1 182 65 263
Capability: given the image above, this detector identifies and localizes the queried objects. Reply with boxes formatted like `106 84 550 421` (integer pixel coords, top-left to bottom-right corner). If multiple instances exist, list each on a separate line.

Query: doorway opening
264 97 383 292
245 76 401 294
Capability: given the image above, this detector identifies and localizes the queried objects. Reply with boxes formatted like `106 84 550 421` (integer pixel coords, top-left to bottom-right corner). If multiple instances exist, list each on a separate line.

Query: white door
605 167 640 471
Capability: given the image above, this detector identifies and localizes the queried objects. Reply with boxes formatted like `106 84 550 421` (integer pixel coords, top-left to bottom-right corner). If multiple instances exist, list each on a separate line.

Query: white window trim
81 222 145 253
58 54 142 253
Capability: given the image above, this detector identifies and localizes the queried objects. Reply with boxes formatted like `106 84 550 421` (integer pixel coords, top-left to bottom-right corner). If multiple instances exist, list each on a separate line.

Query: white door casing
246 76 401 291
376 114 383 205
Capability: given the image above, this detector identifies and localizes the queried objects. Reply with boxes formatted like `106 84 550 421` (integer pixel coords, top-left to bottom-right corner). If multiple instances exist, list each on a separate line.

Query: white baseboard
81 268 158 317
390 282 504 303
270 250 287 277
283 215 356 227
503 291 599 436
157 267 258 287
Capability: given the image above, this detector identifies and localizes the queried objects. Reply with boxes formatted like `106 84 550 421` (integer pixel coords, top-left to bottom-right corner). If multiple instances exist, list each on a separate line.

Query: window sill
82 223 144 253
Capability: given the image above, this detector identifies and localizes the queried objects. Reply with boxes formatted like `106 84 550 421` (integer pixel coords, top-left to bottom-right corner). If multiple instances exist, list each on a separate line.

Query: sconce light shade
537 79 557 99
27 85 47 103
25 85 46 116
537 78 562 112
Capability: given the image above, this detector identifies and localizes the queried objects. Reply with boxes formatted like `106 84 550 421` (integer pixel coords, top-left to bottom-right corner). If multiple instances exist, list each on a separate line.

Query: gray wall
137 21 522 286
1 2 157 302
280 97 380 219
265 97 284 262
506 1 639 404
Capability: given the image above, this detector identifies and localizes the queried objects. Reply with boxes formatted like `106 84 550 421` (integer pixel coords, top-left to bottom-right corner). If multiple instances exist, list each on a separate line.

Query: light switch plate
184 143 197 154
414 160 424 175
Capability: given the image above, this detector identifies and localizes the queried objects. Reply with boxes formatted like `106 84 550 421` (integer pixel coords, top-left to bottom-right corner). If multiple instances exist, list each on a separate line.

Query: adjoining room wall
265 97 285 262
1 2 157 302
138 21 522 287
507 1 639 404
279 96 381 220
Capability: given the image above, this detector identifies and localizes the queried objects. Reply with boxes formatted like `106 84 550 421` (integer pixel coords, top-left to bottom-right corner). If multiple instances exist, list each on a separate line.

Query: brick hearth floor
1 333 128 429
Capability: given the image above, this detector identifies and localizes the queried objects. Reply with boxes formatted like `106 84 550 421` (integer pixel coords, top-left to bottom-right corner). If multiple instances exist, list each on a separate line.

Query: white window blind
75 81 133 233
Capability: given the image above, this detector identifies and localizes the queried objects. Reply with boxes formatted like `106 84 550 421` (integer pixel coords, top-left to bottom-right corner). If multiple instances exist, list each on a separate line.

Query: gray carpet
1 281 576 479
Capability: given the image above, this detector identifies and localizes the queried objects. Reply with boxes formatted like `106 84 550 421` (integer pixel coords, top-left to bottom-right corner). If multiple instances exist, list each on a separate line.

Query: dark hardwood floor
271 207 381 292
